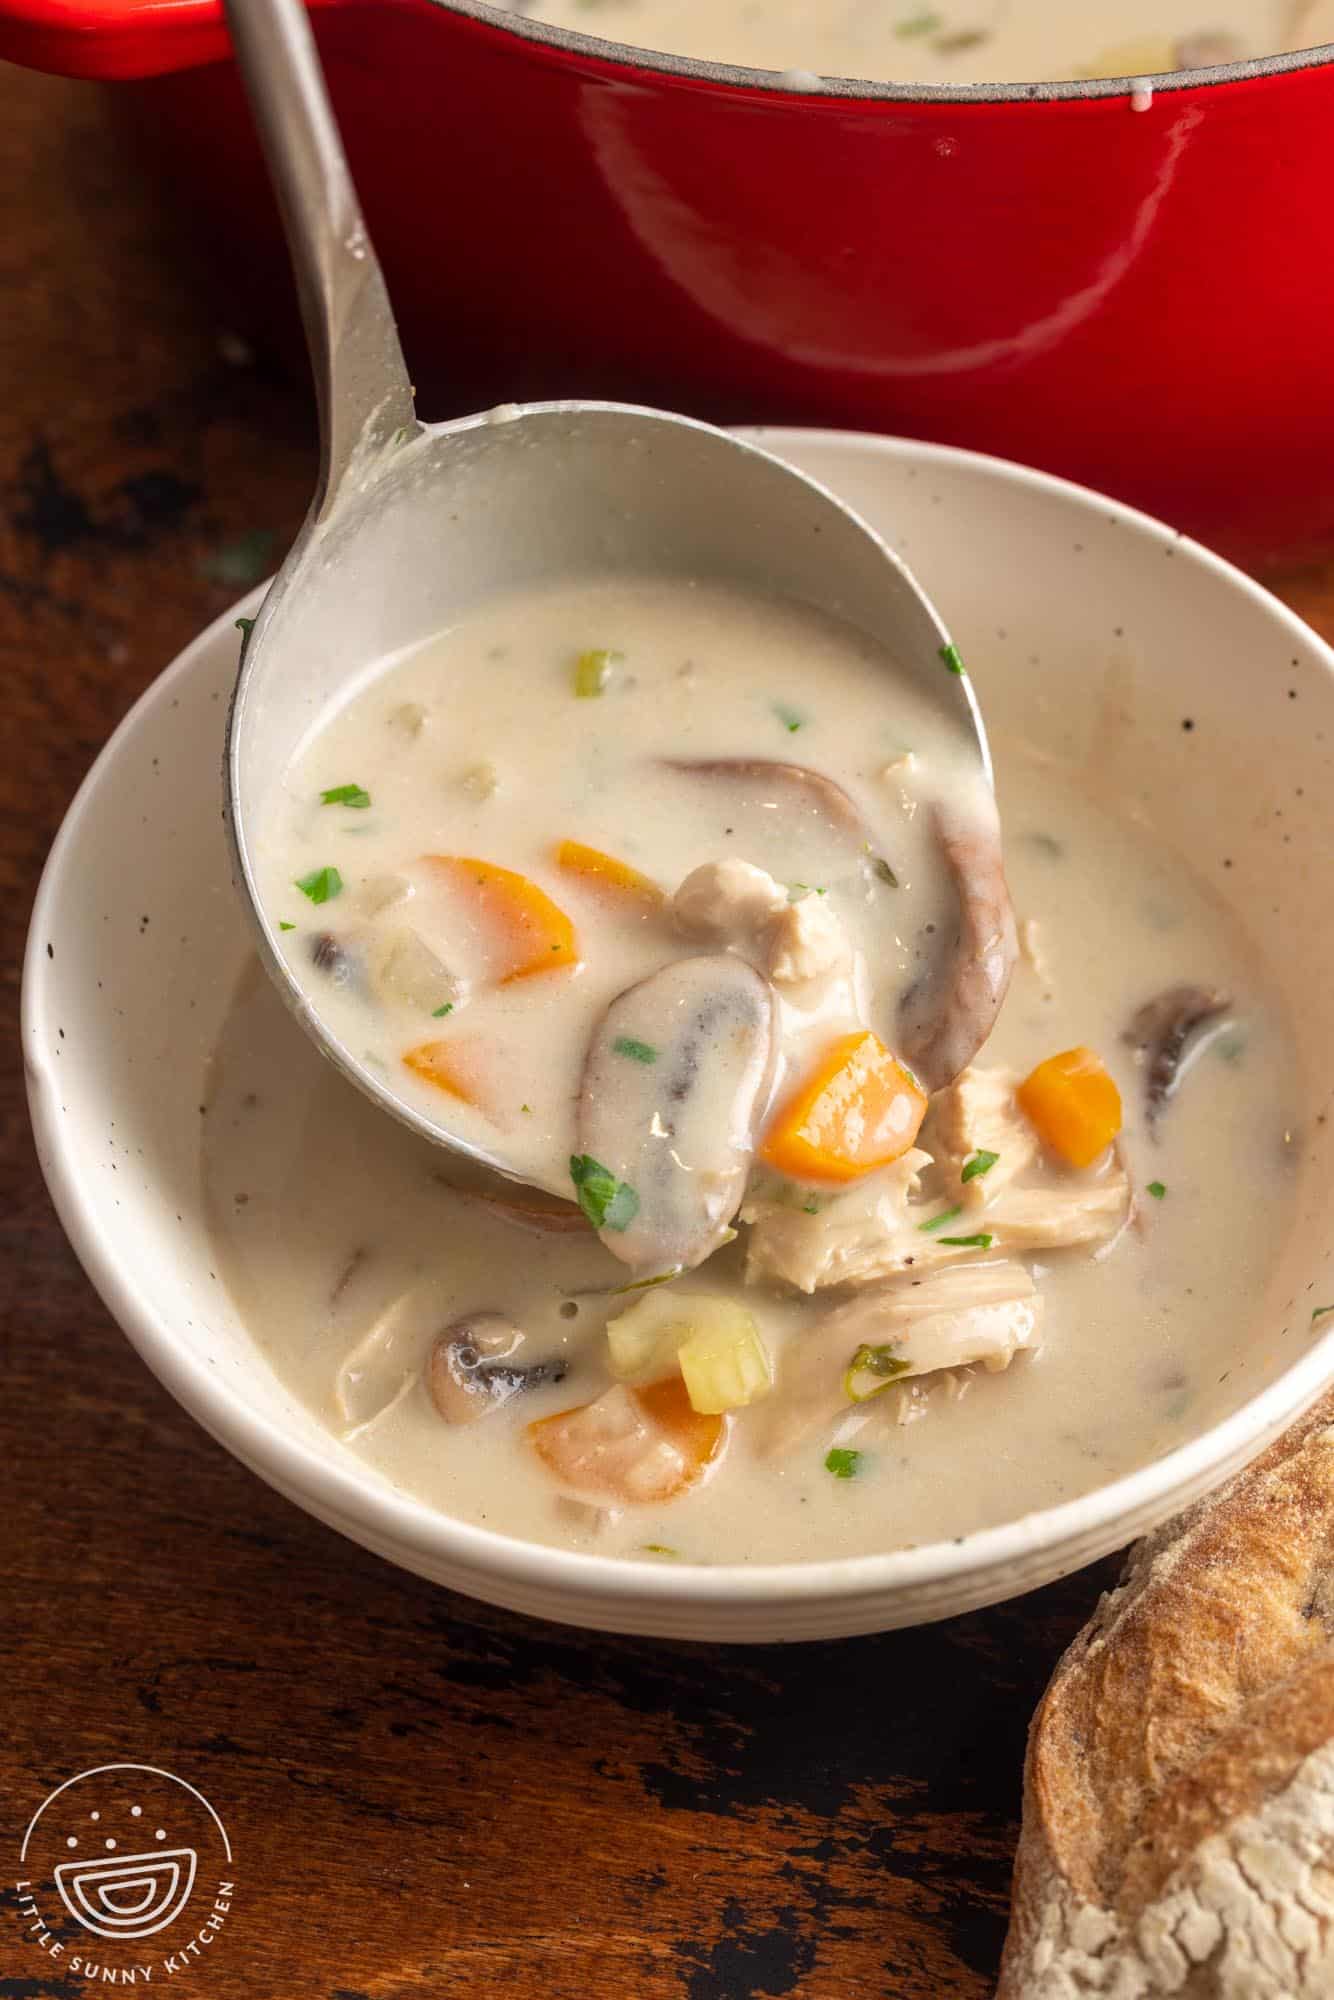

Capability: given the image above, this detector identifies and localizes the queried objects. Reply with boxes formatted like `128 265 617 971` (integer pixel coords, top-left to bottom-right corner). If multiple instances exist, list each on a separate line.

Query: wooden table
4 62 1333 2000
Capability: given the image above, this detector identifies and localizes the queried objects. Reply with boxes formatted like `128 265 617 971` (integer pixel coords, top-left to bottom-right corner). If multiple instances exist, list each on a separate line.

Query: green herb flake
643 1544 680 1557
873 856 900 889
278 920 296 931
803 1200 821 1215
773 701 804 734
787 882 826 902
613 1037 658 1065
521 1104 533 1115
895 8 941 33
918 1204 963 1234
939 1232 994 1249
573 648 618 698
961 1149 999 1183
1147 1180 1167 1200
432 1002 454 1018
320 782 371 810
843 1342 911 1403
939 641 967 677
235 616 255 640
569 1153 640 1232
294 865 343 906
825 1447 863 1480
1312 1305 1334 1327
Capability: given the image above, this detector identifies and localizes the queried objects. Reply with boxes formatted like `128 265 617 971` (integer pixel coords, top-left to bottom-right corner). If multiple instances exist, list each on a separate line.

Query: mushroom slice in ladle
577 954 777 1276
897 800 1018 1095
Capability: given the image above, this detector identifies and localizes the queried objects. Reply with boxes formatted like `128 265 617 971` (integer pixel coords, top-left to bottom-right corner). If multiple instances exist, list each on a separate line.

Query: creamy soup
505 0 1329 85
205 581 1296 1566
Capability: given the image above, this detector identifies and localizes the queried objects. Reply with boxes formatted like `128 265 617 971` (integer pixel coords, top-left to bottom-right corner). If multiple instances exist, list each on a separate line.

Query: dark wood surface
4 61 1334 2000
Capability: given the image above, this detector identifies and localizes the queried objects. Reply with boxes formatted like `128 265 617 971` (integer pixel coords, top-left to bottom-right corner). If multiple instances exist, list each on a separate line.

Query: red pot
5 0 1332 564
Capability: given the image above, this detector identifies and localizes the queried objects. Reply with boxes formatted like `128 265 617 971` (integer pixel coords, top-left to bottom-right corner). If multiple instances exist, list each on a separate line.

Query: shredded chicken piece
742 1149 931 1293
924 1064 1039 1206
766 893 852 986
764 1261 1042 1452
984 1176 1131 1251
672 859 786 941
671 859 853 988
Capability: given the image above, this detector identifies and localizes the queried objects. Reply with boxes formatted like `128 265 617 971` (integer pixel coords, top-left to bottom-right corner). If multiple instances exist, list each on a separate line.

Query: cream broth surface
207 739 1295 1565
258 575 987 1196
507 0 1324 84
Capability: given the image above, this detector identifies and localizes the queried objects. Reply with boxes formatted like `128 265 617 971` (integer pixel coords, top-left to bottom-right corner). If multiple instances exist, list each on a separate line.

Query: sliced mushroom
896 800 1018 1094
1124 983 1231 1133
578 954 777 1275
426 1311 567 1425
309 931 361 990
663 757 898 883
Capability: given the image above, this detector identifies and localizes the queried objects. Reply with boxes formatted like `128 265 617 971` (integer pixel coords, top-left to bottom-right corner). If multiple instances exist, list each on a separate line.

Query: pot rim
439 0 1334 105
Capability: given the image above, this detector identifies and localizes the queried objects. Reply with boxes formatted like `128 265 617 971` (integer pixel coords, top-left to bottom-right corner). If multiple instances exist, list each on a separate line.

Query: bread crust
1000 1394 1334 1997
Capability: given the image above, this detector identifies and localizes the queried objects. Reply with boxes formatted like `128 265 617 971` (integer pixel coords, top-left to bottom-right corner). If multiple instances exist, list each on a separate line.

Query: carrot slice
1017 1046 1122 1169
402 1038 489 1110
554 839 664 911
529 1375 725 1503
426 856 579 982
759 1030 928 1183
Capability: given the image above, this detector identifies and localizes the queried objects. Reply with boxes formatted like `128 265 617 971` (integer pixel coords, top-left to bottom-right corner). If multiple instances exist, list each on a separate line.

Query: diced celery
677 1309 772 1415
573 648 617 698
606 1290 697 1381
607 1291 770 1413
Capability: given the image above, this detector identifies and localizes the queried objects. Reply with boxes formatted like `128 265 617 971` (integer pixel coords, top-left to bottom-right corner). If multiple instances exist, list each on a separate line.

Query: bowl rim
433 0 1334 106
24 425 1334 1614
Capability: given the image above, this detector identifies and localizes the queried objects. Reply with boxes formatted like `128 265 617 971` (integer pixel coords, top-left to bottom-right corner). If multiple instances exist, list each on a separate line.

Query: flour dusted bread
1000 1393 1334 1997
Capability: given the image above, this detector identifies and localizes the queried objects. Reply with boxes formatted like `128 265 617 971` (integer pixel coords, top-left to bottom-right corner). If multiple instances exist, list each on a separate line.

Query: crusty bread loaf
999 1393 1334 1998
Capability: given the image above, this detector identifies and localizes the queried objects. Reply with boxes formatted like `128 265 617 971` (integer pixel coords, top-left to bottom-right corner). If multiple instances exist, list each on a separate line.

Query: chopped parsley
613 1036 658 1065
643 1544 680 1557
1147 1180 1167 1200
939 641 967 676
294 865 343 905
787 882 827 901
573 648 617 698
961 1149 999 1183
1313 1305 1334 1326
432 1002 454 1018
569 1154 640 1232
918 1204 963 1234
235 616 254 640
843 1342 911 1403
772 701 804 733
803 1199 821 1215
521 1104 532 1115
278 920 296 932
873 856 900 889
320 782 371 809
939 1232 994 1249
825 1448 863 1480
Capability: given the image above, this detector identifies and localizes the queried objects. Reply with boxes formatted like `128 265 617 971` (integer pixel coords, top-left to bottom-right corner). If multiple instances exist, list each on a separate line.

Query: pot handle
0 0 258 78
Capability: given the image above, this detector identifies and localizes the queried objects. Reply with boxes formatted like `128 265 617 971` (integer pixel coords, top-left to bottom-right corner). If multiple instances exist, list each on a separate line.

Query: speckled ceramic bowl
23 430 1334 1640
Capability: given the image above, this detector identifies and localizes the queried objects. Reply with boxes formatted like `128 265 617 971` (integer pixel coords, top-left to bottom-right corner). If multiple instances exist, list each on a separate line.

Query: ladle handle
221 0 416 514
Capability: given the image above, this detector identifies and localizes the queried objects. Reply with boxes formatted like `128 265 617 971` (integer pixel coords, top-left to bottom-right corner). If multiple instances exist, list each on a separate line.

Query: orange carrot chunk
529 1375 726 1503
759 1030 929 1183
554 838 664 911
426 856 579 982
402 1037 490 1112
1017 1046 1123 1169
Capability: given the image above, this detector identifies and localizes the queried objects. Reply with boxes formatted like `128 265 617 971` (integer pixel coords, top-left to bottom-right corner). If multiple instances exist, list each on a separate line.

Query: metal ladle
221 0 998 1195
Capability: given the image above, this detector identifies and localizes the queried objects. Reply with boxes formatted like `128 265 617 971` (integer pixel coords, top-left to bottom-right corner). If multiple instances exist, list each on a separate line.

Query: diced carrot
402 1037 493 1115
426 856 579 982
529 1375 726 1503
1017 1046 1123 1169
554 838 664 911
759 1030 928 1183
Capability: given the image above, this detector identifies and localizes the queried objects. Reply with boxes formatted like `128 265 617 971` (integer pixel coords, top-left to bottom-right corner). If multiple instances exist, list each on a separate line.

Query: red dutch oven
4 0 1332 564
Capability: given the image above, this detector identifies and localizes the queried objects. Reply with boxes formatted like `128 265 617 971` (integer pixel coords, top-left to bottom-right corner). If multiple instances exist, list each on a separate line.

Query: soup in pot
504 0 1331 86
